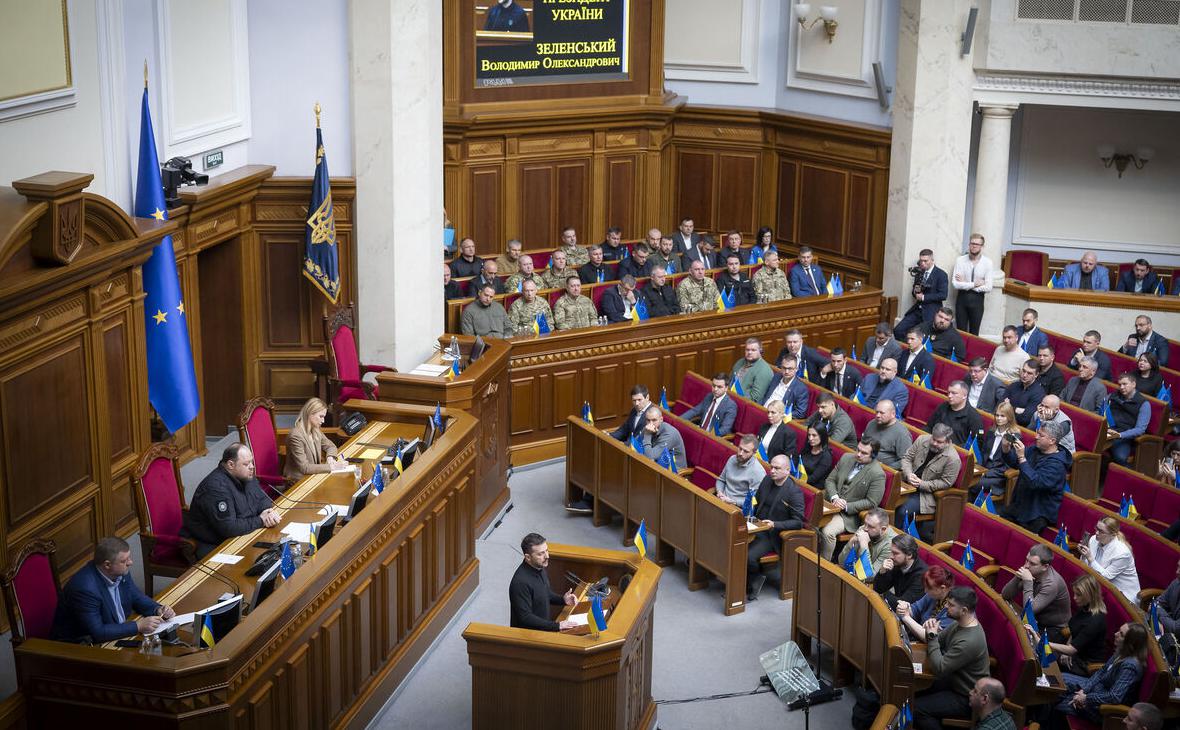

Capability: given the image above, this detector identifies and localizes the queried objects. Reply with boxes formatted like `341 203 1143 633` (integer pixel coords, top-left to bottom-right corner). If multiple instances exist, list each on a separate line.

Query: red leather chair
322 303 394 407
1002 250 1049 286
131 443 196 591
1 539 61 645
237 396 289 496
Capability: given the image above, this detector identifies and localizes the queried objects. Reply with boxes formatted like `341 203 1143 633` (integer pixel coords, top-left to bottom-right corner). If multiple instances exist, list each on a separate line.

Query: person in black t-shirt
509 533 577 631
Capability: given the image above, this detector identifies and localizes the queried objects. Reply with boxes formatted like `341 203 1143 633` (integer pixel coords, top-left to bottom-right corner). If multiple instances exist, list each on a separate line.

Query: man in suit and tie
966 357 1004 412
893 249 949 340
1059 251 1111 291
670 217 700 257
684 235 719 270
864 322 904 368
763 358 810 419
788 246 826 297
745 454 806 600
899 424 963 541
1060 356 1108 415
775 329 827 383
682 373 738 437
1017 309 1049 356
1120 314 1170 368
1067 330 1113 381
51 537 176 643
807 393 857 449
899 329 936 384
1114 258 1161 295
611 385 652 443
819 347 862 399
860 358 910 414
819 436 886 560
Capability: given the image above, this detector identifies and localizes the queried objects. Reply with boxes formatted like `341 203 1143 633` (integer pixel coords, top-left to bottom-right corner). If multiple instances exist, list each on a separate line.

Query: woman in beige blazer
284 398 344 480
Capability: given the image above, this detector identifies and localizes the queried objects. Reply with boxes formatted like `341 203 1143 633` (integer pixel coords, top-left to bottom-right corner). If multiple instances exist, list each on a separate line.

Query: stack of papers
146 612 195 636
280 523 313 542
207 553 243 565
319 505 349 518
409 364 450 376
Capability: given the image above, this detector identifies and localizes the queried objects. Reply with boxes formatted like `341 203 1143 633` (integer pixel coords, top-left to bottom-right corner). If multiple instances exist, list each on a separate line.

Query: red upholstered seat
503 291 521 310
956 329 999 364
237 397 286 494
677 372 713 411
322 303 394 408
733 401 768 435
131 443 196 590
1099 463 1180 532
929 356 969 393
902 386 942 429
1 540 61 645
530 251 552 270
1003 250 1049 286
1059 403 1103 452
547 290 563 308
589 283 609 311
688 468 716 492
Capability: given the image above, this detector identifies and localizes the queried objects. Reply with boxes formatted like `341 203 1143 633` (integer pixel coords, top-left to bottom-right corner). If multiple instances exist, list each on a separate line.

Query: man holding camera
893 249 948 341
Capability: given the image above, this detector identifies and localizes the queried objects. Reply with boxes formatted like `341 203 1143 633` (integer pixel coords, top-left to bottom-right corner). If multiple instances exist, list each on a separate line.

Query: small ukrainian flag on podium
589 594 608 637
199 614 216 648
633 519 649 558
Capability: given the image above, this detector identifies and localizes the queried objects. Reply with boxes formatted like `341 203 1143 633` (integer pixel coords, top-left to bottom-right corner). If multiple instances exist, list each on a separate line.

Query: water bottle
151 634 162 655
291 541 304 567
140 636 152 654
449 335 460 360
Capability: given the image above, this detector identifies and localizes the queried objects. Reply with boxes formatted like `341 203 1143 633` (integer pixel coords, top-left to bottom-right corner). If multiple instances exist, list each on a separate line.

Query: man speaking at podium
510 533 578 631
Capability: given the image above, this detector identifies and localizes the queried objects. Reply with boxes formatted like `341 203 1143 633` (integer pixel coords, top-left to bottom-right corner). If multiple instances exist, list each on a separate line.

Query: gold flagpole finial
144 60 148 89
314 102 321 129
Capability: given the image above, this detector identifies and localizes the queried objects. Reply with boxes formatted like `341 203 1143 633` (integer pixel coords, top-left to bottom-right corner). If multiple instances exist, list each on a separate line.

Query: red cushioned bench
1097 463 1180 534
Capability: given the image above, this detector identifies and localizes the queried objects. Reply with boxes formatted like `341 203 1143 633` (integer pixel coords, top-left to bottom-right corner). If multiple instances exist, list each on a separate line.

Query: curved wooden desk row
16 402 479 729
1003 279 1180 314
463 545 661 730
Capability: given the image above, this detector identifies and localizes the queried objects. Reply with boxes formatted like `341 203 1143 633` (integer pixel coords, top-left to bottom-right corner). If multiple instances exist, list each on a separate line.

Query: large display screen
474 0 629 88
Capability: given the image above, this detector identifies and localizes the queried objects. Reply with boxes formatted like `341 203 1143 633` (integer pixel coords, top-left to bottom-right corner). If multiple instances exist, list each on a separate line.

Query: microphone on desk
564 570 586 588
189 562 242 601
587 576 611 598
272 493 333 507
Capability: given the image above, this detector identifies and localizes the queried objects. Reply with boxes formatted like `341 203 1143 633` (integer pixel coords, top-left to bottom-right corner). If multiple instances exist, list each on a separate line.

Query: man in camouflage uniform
557 227 589 268
494 239 523 276
649 236 683 275
554 275 599 330
504 254 545 292
508 279 554 335
543 250 574 289
677 259 721 314
753 249 792 302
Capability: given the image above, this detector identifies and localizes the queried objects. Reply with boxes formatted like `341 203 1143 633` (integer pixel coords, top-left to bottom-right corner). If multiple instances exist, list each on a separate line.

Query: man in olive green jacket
819 436 886 560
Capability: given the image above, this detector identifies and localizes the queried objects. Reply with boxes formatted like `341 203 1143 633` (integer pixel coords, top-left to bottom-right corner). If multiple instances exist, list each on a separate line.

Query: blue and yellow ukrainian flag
393 445 404 475
1054 525 1069 550
730 377 745 397
581 402 594 425
199 613 216 648
1151 599 1164 637
973 488 997 514
534 312 551 335
1022 599 1040 634
303 104 341 304
589 594 608 634
741 489 756 518
854 549 874 580
1103 400 1116 427
960 541 975 571
757 443 769 461
1038 629 1054 668
633 519 649 557
660 386 669 410
308 523 318 555
629 434 644 453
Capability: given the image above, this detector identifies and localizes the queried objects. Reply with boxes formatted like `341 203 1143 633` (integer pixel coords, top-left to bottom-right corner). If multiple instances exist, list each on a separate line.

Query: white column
970 104 1018 340
350 0 444 370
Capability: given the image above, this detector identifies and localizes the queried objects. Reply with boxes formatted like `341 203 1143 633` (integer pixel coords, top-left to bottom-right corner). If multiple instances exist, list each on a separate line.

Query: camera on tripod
161 156 209 207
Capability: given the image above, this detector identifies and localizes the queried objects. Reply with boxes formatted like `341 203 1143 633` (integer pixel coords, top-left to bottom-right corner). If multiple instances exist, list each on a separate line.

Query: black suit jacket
757 422 798 460
578 262 610 285
751 476 806 534
670 231 699 256
1068 350 1113 382
684 245 718 270
611 406 648 442
898 348 935 383
617 257 653 280
774 344 827 383
872 556 928 609
1115 270 1161 295
473 275 505 295
905 266 949 319
1120 331 1170 369
821 365 863 399
864 337 904 367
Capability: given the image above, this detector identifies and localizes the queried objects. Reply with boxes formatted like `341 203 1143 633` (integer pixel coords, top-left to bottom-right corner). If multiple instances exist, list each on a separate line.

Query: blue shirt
100 571 126 623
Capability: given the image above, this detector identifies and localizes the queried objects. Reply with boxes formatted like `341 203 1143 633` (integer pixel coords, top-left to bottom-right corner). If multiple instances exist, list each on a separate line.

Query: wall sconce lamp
1096 144 1154 178
794 4 839 43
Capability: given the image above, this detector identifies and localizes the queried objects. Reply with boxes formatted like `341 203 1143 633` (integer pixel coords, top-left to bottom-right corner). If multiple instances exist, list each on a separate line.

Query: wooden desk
16 402 478 729
463 544 660 730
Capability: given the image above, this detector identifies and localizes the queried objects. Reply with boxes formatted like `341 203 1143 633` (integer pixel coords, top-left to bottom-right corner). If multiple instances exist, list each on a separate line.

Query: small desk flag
757 442 768 461
393 445 404 475
534 312 551 335
1038 628 1054 668
1103 400 1116 427
581 402 594 425
1023 599 1040 635
960 541 975 572
904 513 921 539
973 488 997 514
1151 599 1164 638
630 434 644 454
730 378 745 397
715 291 728 312
748 247 764 265
433 403 443 430
372 462 385 494
923 336 933 353
657 447 679 474
589 594 608 634
854 549 874 580
1054 525 1069 550
633 519 649 557
741 488 756 519
280 540 296 579
850 344 858 362
659 386 669 410
199 613 217 648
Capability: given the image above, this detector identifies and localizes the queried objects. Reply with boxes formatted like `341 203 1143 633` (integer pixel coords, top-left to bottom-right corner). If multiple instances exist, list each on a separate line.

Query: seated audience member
837 507 897 580
671 217 697 256
284 397 345 481
731 337 774 403
1033 345 1065 396
1060 356 1108 415
1114 258 1160 295
775 329 826 382
1120 314 1169 368
1133 352 1164 397
819 436 886 559
1000 422 1071 535
1067 330 1113 381
1035 395 1074 453
720 229 744 260
682 372 737 437
1000 544 1070 642
1017 308 1049 355
1123 703 1164 730
507 279 554 335
1080 517 1140 602
460 283 512 338
860 358 909 414
917 307 966 362
1156 558 1180 633
493 238 523 276
872 533 928 610
640 265 680 318
611 385 652 444
788 246 826 298
1160 441 1180 491
763 357 809 419
676 259 721 314
801 426 835 489
899 329 935 383
616 243 653 280
649 236 684 274
473 259 506 295
807 393 857 449
758 400 798 460
715 434 768 504
895 563 955 638
542 250 574 289
752 250 791 302
557 226 589 268
509 533 578 632
640 406 686 470
753 226 775 260
951 234 993 337
893 249 949 341
912 586 989 730
999 360 1045 427
862 399 912 469
898 424 961 540
989 325 1027 384
1105 373 1151 466
684 234 718 270
181 444 280 558
864 322 903 367
717 253 755 306
449 237 483 278
966 356 1005 413
745 455 806 600
504 254 545 293
1032 574 1108 677
819 347 862 399
443 264 463 300
968 403 1021 502
599 275 640 324
925 381 983 446
553 276 598 330
50 537 175 643
969 677 1016 730
1049 623 1148 728
577 244 609 285
598 226 626 261
1060 251 1110 291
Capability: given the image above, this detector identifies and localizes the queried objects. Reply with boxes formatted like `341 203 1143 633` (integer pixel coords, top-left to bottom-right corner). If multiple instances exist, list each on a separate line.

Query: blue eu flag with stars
136 84 199 433
303 107 340 303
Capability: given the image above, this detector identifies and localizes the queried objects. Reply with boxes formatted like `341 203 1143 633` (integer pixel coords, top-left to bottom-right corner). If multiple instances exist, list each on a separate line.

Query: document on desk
146 612 196 636
912 662 923 674
331 462 360 473
319 504 349 517
356 448 386 460
410 364 450 375
281 522 313 542
567 613 589 626
207 553 243 565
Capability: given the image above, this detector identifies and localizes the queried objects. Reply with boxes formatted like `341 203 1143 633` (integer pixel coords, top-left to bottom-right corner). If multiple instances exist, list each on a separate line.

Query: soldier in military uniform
753 250 792 302
649 236 684 275
508 279 554 334
494 239 523 276
543 250 574 289
554 276 599 330
504 255 545 292
677 260 721 314
558 227 589 268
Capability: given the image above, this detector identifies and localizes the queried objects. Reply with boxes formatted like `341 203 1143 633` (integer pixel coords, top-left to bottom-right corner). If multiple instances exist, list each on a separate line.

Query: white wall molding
786 0 886 100
975 72 1180 112
0 0 77 123
96 0 131 210
664 0 760 84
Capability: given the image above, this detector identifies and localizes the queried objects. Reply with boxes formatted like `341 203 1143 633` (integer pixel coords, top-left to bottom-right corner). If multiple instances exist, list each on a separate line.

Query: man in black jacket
872 533 928 609
641 265 680 318
508 533 577 631
746 455 806 600
181 444 280 558
917 307 966 362
716 253 755 307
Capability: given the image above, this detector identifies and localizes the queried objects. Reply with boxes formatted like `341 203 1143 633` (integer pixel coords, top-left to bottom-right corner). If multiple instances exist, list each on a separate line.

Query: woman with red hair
896 563 954 639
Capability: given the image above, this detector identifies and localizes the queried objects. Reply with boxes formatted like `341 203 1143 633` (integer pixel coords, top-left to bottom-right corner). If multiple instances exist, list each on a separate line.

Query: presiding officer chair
322 302 395 410
131 443 197 591
1 539 61 645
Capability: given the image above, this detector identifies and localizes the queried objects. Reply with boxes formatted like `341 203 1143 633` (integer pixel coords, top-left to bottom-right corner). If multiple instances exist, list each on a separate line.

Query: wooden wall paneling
716 153 758 235
320 608 345 724
775 158 799 245
509 376 536 436
518 163 553 249
262 234 305 347
286 644 312 730
604 155 637 239
469 164 504 254
380 549 401 659
409 523 425 629
549 370 577 429
246 680 277 730
197 236 247 436
674 150 715 231
847 174 871 261
350 576 376 698
556 159 590 245
592 363 623 422
633 357 661 404
798 164 848 256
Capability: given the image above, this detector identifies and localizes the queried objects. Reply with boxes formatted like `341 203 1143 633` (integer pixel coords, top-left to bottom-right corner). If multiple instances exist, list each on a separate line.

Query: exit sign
204 150 224 170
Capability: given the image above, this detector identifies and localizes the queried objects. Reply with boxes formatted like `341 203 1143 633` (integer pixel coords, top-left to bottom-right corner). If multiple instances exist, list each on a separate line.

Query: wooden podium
463 545 660 730
376 336 511 533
